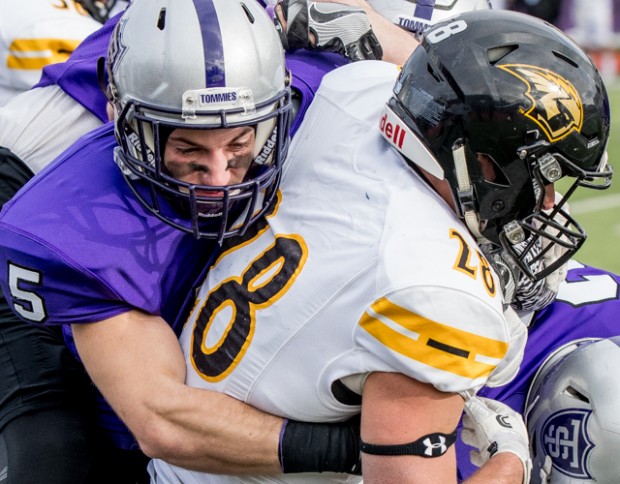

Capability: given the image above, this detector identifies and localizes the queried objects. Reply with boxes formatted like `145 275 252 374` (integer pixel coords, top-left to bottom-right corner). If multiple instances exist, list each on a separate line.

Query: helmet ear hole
552 50 579 68
478 154 509 186
240 2 256 22
564 385 590 403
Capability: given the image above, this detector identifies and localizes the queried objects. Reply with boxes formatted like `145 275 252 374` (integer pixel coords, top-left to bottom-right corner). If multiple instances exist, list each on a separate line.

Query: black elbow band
360 429 457 458
279 417 361 474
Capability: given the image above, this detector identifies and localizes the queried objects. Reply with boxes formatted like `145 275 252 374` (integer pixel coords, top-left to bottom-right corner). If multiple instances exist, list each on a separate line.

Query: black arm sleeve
0 146 34 208
0 147 34 320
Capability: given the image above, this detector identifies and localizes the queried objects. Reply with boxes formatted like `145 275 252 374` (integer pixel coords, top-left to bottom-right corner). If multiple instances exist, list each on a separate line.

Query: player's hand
462 396 532 484
274 0 383 61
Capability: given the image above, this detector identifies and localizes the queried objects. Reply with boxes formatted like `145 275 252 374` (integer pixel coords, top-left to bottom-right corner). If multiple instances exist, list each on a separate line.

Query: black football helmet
381 9 612 281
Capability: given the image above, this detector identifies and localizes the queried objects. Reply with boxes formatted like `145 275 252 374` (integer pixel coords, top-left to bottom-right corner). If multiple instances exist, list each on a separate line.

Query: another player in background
0 0 126 106
146 9 610 483
0 3 132 482
460 261 620 483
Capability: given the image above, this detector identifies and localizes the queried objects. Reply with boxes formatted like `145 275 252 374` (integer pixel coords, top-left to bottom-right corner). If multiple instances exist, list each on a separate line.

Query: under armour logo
496 414 513 429
423 435 448 457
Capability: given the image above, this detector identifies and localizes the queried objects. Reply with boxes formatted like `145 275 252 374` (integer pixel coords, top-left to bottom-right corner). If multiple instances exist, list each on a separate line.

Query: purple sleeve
0 228 131 325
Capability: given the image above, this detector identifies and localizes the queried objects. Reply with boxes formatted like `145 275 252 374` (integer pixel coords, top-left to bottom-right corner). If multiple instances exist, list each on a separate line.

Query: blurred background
497 0 620 273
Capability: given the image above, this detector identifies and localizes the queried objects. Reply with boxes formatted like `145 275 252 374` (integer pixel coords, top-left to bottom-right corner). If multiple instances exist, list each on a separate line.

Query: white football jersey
151 61 515 483
0 0 101 106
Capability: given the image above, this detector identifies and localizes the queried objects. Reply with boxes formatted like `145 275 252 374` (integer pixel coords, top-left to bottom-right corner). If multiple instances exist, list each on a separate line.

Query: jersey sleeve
352 190 514 394
0 4 101 104
0 225 131 326
354 285 511 394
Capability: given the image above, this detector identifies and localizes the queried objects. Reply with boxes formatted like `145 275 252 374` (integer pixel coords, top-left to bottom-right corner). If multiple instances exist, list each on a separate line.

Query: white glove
462 396 532 484
485 306 527 387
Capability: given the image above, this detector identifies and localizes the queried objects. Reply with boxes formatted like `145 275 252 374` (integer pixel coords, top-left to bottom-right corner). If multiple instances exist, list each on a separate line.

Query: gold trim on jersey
449 229 497 297
190 233 308 382
8 39 81 70
359 297 508 379
213 190 283 267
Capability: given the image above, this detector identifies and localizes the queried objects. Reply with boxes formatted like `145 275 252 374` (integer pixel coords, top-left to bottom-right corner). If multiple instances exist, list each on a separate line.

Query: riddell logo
380 113 406 149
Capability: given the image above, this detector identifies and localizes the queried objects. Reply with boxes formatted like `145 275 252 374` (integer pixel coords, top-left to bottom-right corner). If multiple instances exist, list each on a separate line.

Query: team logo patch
541 409 594 479
499 64 583 142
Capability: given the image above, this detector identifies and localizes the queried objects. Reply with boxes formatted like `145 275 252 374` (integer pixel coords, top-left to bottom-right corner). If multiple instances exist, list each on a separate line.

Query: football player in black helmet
382 9 612 284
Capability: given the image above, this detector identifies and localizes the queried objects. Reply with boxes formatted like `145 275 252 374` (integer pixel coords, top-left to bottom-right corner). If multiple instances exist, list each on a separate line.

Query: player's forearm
139 383 283 473
72 311 282 474
464 453 524 484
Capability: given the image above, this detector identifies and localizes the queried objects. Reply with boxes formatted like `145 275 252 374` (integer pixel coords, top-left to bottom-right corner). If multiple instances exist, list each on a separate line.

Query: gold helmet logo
499 64 583 142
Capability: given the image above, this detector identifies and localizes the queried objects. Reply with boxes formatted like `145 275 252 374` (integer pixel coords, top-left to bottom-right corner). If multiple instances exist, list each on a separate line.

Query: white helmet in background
525 337 620 483
367 0 491 35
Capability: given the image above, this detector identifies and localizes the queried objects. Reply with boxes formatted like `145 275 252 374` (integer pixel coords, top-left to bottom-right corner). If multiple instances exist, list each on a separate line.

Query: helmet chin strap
452 143 485 241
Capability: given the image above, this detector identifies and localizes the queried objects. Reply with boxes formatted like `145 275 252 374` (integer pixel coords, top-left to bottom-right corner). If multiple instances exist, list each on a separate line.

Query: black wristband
279 416 361 474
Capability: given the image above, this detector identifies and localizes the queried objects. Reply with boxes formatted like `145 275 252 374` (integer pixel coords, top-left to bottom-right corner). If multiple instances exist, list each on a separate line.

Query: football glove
274 0 383 61
462 396 532 484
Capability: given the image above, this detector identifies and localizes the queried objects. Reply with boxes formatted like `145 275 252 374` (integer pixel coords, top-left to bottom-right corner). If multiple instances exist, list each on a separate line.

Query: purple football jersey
457 262 620 479
0 123 214 329
0 124 216 448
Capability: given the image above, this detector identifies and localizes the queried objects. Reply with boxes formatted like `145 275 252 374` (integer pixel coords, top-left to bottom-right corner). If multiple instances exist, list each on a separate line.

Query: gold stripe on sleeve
8 38 81 69
359 297 508 379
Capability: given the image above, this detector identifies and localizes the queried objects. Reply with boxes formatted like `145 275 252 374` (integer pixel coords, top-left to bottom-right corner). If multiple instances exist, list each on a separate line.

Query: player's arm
274 0 417 65
360 373 526 483
465 453 525 483
72 310 283 473
72 309 362 474
361 372 463 482
313 0 418 64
